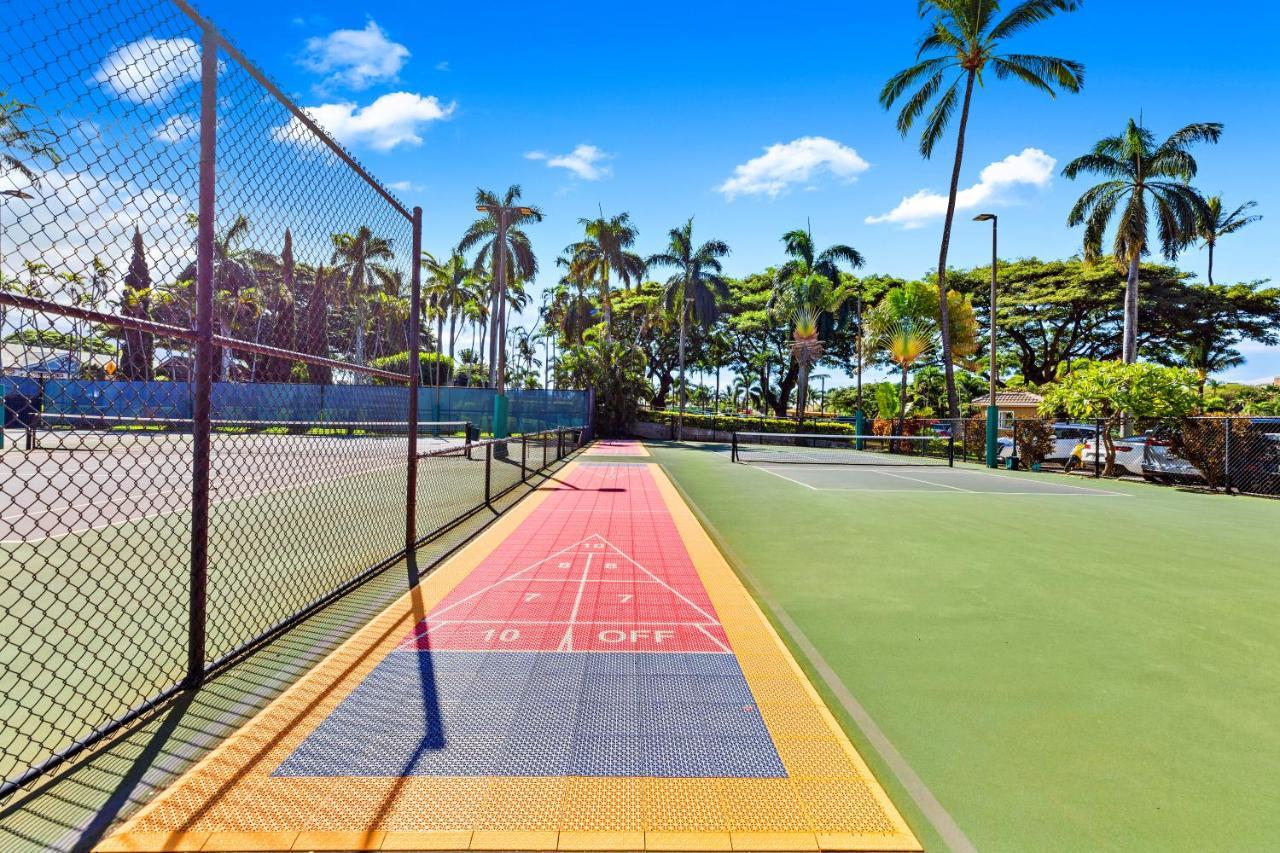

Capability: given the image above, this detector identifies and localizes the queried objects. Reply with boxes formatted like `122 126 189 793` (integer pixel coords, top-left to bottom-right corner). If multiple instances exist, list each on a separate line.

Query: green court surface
652 441 1280 851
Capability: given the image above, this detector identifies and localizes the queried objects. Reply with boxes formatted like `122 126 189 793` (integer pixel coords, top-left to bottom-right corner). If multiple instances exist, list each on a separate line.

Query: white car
1080 434 1148 477
997 422 1099 465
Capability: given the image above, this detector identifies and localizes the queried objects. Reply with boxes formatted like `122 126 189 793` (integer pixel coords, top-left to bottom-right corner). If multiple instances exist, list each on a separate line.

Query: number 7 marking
618 594 633 603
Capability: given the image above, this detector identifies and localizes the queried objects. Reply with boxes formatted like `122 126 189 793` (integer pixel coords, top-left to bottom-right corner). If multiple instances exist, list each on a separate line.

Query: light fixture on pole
973 213 999 468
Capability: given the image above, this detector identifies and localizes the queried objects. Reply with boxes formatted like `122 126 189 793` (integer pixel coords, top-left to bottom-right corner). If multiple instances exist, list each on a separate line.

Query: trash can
1004 456 1019 470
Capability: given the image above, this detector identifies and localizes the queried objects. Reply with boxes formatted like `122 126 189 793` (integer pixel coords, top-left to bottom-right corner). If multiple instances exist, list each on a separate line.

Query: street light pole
974 213 999 467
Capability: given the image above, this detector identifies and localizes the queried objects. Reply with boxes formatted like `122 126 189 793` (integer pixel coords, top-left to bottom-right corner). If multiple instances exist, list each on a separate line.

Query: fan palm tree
863 282 940 434
1062 119 1222 362
647 218 731 439
1197 195 1261 285
770 273 846 424
458 186 542 385
563 211 645 341
331 225 397 375
880 0 1084 417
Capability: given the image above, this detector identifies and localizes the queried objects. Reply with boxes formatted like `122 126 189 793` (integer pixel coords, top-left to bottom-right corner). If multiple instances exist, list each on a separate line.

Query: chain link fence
0 1 585 800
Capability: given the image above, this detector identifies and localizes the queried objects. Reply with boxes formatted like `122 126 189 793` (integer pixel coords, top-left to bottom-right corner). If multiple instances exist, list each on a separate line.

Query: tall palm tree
458 186 542 386
863 281 940 434
1197 195 1261 285
552 253 598 345
422 251 473 384
880 0 1084 417
1062 119 1222 362
777 228 864 290
563 211 645 341
331 225 397 375
1178 339 1242 403
647 218 731 439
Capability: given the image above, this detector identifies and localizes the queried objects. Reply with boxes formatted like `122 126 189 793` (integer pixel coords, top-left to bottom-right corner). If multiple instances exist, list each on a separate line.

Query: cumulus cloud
278 92 456 151
387 180 421 192
866 147 1056 228
94 37 200 105
718 137 869 200
525 144 613 181
300 21 409 91
153 115 197 144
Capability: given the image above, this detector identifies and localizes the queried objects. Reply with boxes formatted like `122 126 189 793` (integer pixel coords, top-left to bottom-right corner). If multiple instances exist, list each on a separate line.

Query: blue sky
204 0 1280 384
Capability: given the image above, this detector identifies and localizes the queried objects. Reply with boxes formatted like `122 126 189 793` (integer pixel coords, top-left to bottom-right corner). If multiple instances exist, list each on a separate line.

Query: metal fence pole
520 432 528 483
185 25 218 689
405 206 423 562
1223 417 1233 495
484 442 492 505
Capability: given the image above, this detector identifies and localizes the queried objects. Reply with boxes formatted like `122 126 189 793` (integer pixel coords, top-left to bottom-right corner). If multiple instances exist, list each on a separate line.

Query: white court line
558 552 594 651
746 464 820 490
870 468 976 492
425 619 721 627
594 533 722 626
418 538 591 625
693 623 733 654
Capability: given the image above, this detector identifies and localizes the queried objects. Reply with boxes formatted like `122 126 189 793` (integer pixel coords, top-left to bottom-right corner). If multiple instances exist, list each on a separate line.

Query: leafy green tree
1062 119 1222 363
1 92 59 183
880 0 1084 417
1196 195 1261 285
260 228 297 383
556 327 650 434
647 218 730 436
1038 360 1198 474
864 281 941 432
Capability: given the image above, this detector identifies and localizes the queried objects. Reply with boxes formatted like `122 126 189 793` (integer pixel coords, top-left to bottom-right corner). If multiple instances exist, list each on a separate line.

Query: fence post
1011 418 1020 471
405 206 422 562
185 25 218 690
520 432 527 482
543 429 550 468
484 442 492 506
1223 417 1233 495
731 431 739 463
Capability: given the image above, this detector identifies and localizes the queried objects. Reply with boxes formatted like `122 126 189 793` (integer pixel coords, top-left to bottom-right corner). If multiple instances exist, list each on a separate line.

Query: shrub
1014 419 1055 468
636 410 858 436
369 351 454 385
1170 418 1280 493
963 414 988 460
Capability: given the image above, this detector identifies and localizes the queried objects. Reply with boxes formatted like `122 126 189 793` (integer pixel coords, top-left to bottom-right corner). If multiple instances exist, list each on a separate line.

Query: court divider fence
0 1 586 802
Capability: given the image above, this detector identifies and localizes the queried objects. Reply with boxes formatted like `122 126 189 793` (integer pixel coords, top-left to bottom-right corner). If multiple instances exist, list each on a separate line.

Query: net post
520 432 528 482
464 420 473 460
185 24 218 691
731 431 738 463
405 206 423 569
947 432 956 467
1093 418 1102 478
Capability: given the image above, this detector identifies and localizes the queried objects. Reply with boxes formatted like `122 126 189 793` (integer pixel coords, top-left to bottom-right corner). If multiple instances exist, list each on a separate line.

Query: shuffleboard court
98 459 920 852
745 460 1130 496
583 438 650 457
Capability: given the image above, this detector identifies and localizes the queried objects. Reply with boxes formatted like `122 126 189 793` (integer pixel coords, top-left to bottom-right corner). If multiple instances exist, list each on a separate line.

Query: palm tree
864 282 940 434
770 273 847 424
1062 119 1222 362
331 225 397 376
422 251 473 384
1178 339 1242 404
1197 196 1261 285
458 186 542 386
1 93 59 183
563 211 645 341
647 218 731 439
777 228 864 290
880 0 1084 417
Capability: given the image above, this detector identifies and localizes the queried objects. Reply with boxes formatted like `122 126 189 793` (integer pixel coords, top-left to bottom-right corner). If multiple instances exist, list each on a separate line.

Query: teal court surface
99 456 919 852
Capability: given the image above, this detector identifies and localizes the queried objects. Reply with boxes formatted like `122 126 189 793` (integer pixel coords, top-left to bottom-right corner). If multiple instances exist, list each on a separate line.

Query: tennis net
732 431 955 466
24 416 472 455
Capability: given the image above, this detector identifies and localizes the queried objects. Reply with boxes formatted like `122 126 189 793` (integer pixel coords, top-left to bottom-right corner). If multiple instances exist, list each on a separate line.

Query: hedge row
636 410 858 435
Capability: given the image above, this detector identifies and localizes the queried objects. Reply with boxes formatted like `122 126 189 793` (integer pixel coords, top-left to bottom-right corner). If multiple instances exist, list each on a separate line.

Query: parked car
998 422 1098 465
1080 434 1149 477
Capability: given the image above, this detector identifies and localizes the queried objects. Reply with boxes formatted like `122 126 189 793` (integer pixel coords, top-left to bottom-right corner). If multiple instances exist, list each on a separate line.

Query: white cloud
435 61 451 72
153 115 197 144
278 92 456 151
718 136 869 200
387 180 421 192
300 21 409 91
525 144 613 181
866 147 1056 228
94 37 200 105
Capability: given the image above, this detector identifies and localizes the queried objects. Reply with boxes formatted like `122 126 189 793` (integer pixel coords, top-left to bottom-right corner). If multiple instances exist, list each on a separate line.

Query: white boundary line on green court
746 461 1132 496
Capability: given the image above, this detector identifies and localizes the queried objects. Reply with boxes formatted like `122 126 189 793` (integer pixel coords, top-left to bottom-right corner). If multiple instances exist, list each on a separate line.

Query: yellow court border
99 459 920 853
